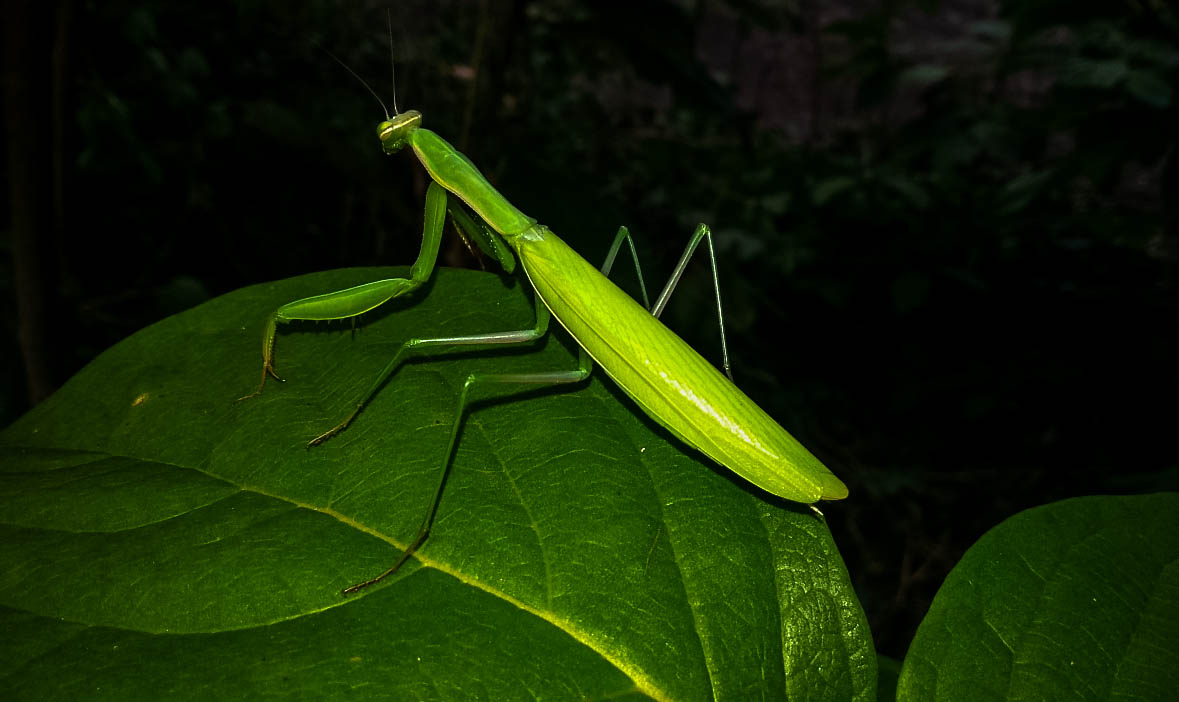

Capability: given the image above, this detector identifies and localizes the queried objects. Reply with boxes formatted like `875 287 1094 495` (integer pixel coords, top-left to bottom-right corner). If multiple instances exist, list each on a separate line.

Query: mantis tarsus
241 97 848 596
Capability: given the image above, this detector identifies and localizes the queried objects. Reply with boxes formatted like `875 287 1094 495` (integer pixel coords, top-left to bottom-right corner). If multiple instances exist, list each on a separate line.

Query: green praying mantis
240 74 848 596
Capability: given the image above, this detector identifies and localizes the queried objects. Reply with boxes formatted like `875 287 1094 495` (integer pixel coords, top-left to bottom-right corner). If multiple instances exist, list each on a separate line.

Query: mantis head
378 110 423 154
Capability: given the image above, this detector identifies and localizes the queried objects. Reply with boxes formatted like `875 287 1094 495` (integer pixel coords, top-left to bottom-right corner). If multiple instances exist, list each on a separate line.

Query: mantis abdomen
518 225 848 504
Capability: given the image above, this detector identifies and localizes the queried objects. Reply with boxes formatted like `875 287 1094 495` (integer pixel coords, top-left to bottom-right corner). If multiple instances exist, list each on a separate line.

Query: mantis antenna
313 41 391 120
314 12 402 119
387 9 399 116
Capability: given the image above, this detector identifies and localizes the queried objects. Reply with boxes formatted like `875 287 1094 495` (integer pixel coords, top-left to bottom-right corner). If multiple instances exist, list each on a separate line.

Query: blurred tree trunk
457 0 523 156
3 0 70 407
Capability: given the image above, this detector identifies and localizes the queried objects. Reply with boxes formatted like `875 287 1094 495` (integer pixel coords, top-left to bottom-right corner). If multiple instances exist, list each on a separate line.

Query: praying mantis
241 89 848 596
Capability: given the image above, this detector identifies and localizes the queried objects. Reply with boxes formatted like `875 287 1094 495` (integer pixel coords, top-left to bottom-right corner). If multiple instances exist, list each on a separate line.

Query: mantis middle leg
340 297 593 594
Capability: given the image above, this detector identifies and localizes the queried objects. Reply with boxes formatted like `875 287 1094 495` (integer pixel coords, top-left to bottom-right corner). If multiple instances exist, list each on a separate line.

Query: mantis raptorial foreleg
237 181 454 402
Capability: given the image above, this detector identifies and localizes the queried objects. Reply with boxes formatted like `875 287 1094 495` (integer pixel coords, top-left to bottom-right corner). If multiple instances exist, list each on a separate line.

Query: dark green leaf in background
0 268 874 700
1125 70 1173 108
898 493 1179 702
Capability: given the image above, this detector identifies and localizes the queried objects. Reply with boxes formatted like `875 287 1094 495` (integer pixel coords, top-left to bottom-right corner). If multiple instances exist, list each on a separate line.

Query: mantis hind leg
602 224 733 381
341 299 593 594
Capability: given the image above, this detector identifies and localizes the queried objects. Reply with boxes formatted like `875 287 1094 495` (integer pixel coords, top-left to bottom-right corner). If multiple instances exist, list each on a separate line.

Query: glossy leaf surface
899 493 1179 701
0 268 873 700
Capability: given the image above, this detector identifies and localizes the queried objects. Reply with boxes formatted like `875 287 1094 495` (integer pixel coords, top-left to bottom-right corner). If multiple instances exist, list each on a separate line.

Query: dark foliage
3 0 1175 659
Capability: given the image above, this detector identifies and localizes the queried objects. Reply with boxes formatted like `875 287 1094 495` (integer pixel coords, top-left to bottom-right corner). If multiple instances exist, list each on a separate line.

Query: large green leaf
0 267 873 701
898 493 1179 701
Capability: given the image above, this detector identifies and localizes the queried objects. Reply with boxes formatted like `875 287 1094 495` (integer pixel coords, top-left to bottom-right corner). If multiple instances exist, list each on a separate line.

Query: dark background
4 0 1176 659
